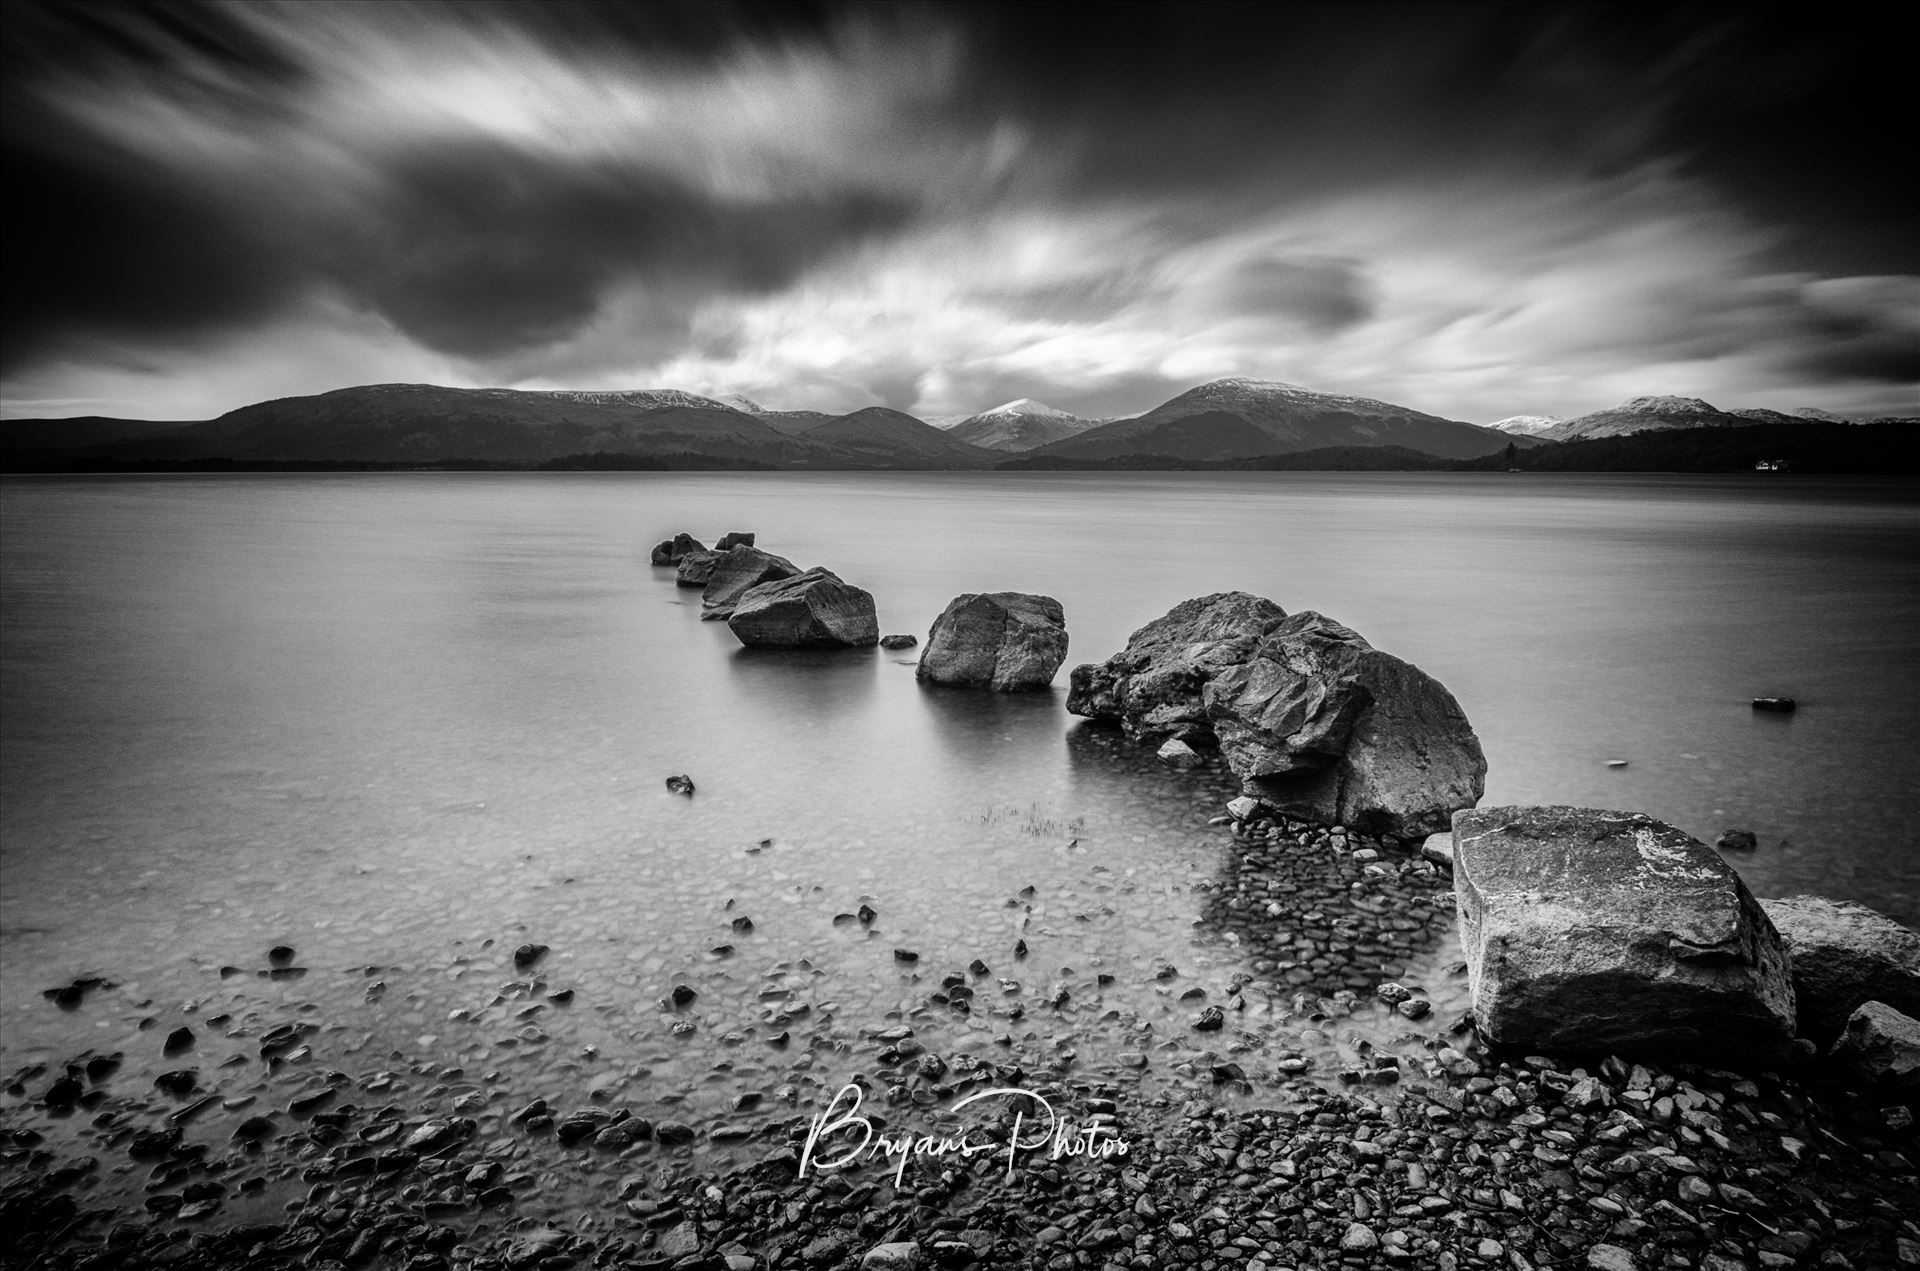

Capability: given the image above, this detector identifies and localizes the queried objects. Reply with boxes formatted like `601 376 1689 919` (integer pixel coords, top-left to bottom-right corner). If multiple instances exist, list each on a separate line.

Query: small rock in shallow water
1192 1005 1225 1031
665 773 696 796
670 984 698 1006
879 634 917 649
268 945 295 967
163 1027 194 1055
1715 829 1758 851
1156 738 1203 769
512 942 548 968
1752 696 1796 712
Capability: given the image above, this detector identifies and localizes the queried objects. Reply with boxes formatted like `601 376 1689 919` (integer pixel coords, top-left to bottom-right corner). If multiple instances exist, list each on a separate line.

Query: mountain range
1491 396 1913 443
4 381 1909 471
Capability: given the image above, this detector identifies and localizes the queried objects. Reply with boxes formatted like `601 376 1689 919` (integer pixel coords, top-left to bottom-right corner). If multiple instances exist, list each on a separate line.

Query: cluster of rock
1067 592 1487 838
650 531 879 649
651 531 1073 687
1443 804 1919 1092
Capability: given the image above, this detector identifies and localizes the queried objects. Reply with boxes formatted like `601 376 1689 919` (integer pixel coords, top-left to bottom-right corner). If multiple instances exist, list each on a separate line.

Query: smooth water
2 471 1917 1211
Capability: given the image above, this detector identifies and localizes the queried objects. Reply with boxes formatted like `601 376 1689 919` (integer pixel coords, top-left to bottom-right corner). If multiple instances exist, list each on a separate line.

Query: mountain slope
1033 378 1521 461
1536 396 1750 442
1 416 197 453
52 384 858 466
1487 415 1563 436
946 398 1102 451
804 407 999 467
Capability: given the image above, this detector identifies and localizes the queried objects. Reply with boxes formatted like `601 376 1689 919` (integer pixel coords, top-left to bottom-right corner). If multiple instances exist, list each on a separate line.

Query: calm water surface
2 471 1917 1209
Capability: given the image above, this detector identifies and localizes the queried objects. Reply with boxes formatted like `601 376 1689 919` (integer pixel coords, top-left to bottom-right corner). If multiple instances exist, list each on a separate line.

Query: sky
2 0 1914 424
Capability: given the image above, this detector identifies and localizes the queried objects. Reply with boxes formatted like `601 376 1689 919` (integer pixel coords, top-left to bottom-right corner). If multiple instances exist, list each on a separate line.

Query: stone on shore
676 548 722 587
727 569 879 648
700 546 801 620
1452 805 1796 1063
1828 1000 1920 1090
1761 895 1920 1045
917 592 1068 691
862 1242 921 1270
651 532 705 566
1066 592 1485 837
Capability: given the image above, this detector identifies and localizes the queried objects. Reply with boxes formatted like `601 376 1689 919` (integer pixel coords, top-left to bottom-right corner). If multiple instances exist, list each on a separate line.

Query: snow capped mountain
1487 415 1563 436
1537 395 1745 442
536 388 743 412
977 397 1075 419
947 399 1102 451
1031 377 1516 462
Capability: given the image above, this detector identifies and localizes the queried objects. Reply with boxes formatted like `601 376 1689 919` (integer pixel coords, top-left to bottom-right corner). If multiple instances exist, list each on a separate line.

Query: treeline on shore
5 423 1916 475
998 423 1920 474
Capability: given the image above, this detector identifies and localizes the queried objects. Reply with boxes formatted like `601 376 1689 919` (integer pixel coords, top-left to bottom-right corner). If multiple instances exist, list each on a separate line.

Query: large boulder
1828 1001 1920 1091
1761 895 1920 1045
917 593 1068 691
676 549 721 588
651 532 704 566
1066 592 1485 837
727 569 879 647
1452 806 1796 1064
700 546 801 620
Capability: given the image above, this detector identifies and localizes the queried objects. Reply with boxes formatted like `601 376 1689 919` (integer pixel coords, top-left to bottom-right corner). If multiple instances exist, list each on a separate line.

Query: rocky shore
4 807 1915 1271
6 569 1915 1271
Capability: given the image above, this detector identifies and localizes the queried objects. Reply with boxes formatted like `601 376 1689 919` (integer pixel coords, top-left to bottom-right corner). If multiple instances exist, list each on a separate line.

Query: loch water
2 471 1917 1211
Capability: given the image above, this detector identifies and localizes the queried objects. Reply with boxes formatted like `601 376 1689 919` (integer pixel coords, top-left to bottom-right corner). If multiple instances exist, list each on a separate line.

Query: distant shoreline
5 421 1918 476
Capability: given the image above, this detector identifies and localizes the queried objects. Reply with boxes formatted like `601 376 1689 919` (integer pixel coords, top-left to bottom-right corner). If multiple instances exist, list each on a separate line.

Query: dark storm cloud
1222 260 1374 333
0 0 922 369
326 141 911 358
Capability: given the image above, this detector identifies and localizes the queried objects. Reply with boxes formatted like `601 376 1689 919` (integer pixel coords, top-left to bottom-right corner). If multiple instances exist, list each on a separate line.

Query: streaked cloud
2 2 1912 423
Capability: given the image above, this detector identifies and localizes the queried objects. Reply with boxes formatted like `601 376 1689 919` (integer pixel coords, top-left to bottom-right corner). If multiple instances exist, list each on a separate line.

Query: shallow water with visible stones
3 472 1915 1247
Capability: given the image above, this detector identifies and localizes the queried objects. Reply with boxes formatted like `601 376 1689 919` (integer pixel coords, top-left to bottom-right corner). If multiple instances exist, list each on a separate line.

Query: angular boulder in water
1066 592 1485 838
728 569 879 648
1761 895 1920 1045
1828 1000 1920 1091
715 531 756 551
651 533 705 566
1452 805 1795 1063
917 593 1068 691
676 549 722 588
700 546 801 620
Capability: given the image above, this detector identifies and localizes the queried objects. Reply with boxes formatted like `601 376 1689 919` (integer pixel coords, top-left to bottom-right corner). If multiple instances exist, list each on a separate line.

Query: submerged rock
917 592 1068 691
1716 829 1759 851
1762 895 1920 1044
1067 592 1485 837
700 546 802 620
1157 738 1203 769
1452 806 1795 1063
727 568 878 647
1828 1000 1920 1090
